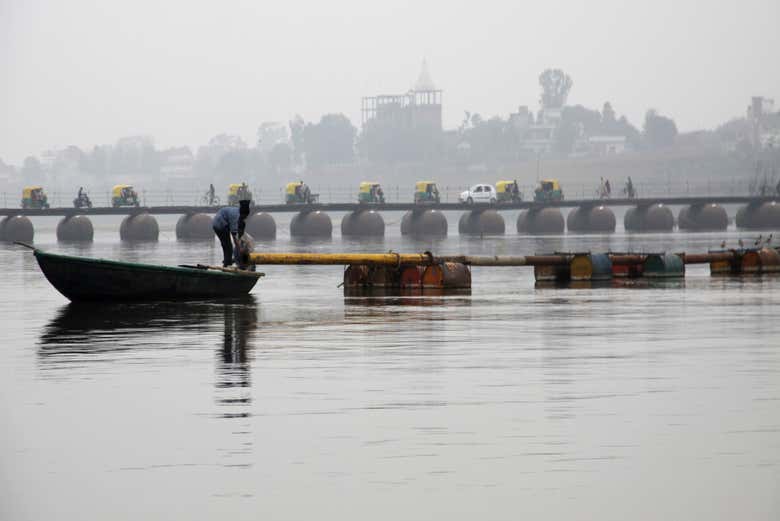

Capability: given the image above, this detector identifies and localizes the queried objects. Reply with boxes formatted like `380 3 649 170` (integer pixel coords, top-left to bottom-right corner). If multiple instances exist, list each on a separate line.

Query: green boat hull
34 250 260 302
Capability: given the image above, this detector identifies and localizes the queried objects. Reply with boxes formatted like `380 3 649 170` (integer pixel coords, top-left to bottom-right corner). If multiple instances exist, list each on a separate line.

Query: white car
459 184 497 204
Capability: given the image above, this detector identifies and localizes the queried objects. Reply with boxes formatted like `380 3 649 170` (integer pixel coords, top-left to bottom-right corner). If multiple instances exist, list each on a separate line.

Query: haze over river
2 210 779 520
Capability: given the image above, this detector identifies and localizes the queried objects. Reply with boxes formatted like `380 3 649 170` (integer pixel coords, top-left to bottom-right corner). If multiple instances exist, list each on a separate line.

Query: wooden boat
30 248 263 302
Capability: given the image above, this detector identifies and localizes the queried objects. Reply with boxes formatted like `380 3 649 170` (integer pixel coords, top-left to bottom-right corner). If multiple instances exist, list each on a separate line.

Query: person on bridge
605 179 612 197
208 184 216 205
212 200 250 267
625 177 636 199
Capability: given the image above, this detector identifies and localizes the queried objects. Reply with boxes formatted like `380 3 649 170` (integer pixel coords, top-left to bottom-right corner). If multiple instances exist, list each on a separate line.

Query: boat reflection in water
39 297 257 353
38 298 259 470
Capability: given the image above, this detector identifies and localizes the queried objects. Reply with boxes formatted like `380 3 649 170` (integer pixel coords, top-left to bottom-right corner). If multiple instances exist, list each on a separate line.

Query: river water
1 211 779 520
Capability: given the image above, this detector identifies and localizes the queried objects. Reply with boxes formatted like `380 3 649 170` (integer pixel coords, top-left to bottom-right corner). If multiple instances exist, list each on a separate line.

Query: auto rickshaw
227 183 252 206
358 182 385 204
534 179 564 203
112 184 140 207
414 181 440 204
21 186 50 209
285 181 318 204
496 180 522 203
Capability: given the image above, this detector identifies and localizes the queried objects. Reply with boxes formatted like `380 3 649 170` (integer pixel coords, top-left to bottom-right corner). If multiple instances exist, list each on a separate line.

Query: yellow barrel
569 253 612 281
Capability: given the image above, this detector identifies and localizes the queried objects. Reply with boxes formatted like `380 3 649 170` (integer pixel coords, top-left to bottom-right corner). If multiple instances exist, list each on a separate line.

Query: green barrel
643 253 684 278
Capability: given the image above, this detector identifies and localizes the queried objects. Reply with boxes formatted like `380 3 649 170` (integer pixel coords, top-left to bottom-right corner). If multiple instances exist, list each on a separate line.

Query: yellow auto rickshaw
227 183 252 206
534 179 563 203
21 186 50 209
496 180 522 203
112 185 140 207
285 181 318 204
358 182 385 204
414 181 440 204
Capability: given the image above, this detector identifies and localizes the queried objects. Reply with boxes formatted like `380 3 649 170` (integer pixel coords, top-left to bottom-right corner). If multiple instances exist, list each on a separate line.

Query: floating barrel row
535 252 685 282
708 247 780 275
2 202 779 243
343 262 471 290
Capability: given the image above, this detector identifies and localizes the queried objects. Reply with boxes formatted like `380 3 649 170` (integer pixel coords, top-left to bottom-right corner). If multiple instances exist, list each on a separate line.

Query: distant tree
600 101 643 148
51 145 87 179
644 109 678 148
85 145 112 176
111 136 158 174
303 113 356 168
539 69 573 108
215 149 250 179
462 115 516 163
618 115 643 150
554 105 602 155
289 115 305 165
21 156 43 181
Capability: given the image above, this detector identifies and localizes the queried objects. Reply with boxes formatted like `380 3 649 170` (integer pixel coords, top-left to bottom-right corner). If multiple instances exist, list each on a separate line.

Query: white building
160 147 195 182
588 135 627 156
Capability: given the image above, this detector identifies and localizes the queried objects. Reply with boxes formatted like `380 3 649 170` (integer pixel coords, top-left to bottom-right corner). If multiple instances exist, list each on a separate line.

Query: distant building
361 60 443 134
587 135 627 156
159 147 195 181
748 96 776 149
257 122 289 155
520 107 562 155
0 158 14 186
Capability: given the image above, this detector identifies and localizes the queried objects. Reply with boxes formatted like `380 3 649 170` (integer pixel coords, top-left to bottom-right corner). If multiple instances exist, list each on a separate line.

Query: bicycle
200 193 221 206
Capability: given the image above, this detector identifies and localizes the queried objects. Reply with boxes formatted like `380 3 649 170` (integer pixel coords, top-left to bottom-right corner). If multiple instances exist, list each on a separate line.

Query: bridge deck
0 196 776 217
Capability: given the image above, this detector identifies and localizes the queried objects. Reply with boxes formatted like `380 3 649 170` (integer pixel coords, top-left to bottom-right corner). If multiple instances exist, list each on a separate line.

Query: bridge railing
0 179 763 209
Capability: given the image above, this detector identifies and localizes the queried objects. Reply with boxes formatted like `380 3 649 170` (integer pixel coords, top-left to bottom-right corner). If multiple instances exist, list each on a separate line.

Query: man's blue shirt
212 206 241 234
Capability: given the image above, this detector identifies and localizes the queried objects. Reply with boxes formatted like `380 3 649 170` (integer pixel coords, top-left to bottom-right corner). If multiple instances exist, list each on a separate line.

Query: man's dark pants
213 225 233 266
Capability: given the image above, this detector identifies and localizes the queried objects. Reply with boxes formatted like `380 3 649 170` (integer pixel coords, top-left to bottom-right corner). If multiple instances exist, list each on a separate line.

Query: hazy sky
2 0 779 163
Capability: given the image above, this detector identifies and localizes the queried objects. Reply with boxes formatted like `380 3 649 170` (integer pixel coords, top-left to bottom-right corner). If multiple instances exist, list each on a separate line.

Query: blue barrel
569 253 612 281
643 253 684 278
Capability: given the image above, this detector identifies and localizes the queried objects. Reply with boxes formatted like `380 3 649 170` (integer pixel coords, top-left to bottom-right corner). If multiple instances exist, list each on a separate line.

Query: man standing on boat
212 199 250 267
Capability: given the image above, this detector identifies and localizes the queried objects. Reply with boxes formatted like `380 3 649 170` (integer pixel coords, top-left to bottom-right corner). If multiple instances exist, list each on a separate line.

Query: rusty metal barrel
741 247 780 274
421 262 471 289
758 247 780 273
399 265 425 288
533 263 570 282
